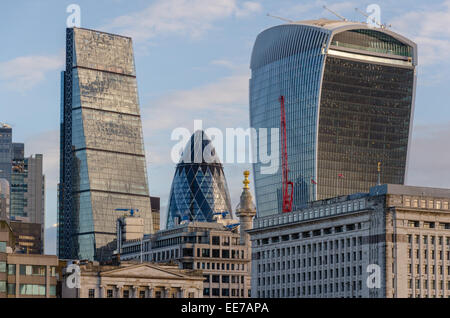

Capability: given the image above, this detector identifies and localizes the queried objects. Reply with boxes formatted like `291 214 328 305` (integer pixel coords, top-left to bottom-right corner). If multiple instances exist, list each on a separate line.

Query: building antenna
322 5 347 21
354 8 392 29
266 13 294 23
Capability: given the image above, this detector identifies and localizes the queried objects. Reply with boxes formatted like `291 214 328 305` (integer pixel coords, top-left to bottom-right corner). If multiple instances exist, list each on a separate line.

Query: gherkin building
166 130 233 229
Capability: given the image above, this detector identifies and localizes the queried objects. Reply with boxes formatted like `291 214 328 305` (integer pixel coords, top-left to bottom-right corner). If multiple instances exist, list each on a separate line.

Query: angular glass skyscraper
0 123 12 184
166 131 233 229
250 19 417 217
59 28 153 261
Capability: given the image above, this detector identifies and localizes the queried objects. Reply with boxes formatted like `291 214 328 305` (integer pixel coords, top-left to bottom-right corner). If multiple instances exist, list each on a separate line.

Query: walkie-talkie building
166 131 233 229
250 19 417 217
58 28 153 261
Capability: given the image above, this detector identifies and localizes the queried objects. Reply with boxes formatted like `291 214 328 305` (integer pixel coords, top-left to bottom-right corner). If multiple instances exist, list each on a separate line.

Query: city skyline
2 0 450 255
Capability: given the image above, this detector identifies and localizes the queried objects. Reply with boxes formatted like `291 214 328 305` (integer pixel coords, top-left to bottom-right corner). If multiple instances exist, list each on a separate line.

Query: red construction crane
280 95 294 213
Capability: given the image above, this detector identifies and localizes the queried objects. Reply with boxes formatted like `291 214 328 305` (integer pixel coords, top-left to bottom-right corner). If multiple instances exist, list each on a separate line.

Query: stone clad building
249 184 450 298
118 171 257 298
61 261 204 298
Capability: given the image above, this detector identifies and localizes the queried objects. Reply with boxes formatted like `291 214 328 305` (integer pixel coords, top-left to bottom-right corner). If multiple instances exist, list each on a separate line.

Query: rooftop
0 123 12 129
251 184 450 231
370 184 450 198
292 18 368 30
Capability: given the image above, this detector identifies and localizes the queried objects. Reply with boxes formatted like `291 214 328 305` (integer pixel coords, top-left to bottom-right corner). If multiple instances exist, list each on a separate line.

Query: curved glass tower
250 19 417 217
58 28 153 261
166 131 233 229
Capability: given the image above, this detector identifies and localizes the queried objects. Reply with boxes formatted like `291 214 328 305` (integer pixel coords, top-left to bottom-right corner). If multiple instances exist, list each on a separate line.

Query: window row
258 280 364 297
196 262 246 271
257 266 364 285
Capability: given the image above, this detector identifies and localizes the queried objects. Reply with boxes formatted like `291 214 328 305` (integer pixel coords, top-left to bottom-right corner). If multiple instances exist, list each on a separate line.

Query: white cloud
320 1 357 14
142 71 250 134
276 0 357 20
236 1 262 17
105 0 262 43
0 55 63 92
211 59 237 69
390 0 450 66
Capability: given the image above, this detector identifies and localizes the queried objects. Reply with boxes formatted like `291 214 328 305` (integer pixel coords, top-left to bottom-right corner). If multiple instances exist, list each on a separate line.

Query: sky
2 0 450 255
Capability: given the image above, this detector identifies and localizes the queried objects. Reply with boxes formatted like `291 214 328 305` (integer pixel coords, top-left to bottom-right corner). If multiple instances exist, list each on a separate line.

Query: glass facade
11 146 27 219
250 22 416 217
58 28 153 261
331 29 413 57
166 131 233 229
250 24 329 218
0 124 12 184
317 56 414 200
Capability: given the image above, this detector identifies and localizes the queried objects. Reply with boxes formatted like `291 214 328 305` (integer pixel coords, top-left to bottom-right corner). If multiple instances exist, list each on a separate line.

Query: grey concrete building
249 184 450 298
118 171 256 298
119 221 252 298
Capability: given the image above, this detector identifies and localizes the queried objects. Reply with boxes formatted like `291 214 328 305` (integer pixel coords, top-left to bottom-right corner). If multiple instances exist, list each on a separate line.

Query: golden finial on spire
377 161 381 172
243 170 250 189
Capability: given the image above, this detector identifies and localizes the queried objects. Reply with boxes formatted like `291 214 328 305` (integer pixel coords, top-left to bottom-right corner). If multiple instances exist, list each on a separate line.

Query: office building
0 123 12 184
0 125 27 187
0 220 58 298
0 131 45 252
0 179 9 220
120 222 252 298
151 196 161 232
58 27 153 261
11 150 45 224
166 130 233 229
249 184 450 298
12 143 24 162
250 19 417 217
60 260 204 298
119 171 256 298
9 222 43 254
11 147 45 252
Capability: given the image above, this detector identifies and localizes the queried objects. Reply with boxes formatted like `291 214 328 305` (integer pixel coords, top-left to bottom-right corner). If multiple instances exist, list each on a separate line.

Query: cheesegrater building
58 28 153 261
250 19 417 217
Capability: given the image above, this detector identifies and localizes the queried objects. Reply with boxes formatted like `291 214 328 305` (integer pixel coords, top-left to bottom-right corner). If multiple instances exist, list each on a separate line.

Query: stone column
99 285 107 298
147 285 153 298
115 284 123 298
163 287 171 298
179 288 186 298
46 265 50 298
132 286 139 298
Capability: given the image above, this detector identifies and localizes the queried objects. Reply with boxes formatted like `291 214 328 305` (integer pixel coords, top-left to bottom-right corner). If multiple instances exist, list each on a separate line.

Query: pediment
100 264 187 279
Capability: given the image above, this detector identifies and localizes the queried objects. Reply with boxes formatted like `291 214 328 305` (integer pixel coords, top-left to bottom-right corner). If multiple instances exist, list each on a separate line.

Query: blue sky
2 0 450 255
